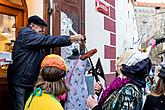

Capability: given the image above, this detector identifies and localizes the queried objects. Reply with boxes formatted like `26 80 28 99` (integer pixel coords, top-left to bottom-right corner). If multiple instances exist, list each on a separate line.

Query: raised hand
148 38 156 48
70 34 85 43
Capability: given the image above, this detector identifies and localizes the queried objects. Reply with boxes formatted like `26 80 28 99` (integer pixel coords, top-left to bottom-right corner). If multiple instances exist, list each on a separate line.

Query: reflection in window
8 0 23 5
0 14 15 70
0 14 15 52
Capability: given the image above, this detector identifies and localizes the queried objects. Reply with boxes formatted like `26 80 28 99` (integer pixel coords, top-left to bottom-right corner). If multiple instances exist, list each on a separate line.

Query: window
0 14 16 52
0 0 27 75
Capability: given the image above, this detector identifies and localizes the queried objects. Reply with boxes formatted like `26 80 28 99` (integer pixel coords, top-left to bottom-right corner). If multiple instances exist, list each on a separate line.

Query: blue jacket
7 26 71 87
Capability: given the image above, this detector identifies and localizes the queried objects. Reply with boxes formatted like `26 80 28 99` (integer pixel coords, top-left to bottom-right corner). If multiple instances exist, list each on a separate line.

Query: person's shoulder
25 93 64 110
108 83 143 110
18 26 34 35
120 83 143 95
145 94 154 100
145 94 165 109
122 83 141 90
19 26 30 31
33 93 63 106
147 93 164 99
42 94 64 110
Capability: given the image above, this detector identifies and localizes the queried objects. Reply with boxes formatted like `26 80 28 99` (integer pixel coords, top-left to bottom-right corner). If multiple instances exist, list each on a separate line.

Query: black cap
28 15 47 26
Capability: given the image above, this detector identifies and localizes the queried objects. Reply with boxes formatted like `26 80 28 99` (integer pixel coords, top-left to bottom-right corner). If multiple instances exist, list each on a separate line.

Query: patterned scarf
99 77 131 105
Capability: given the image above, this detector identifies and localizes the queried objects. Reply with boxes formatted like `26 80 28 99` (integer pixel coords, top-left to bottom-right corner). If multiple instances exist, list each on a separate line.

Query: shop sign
95 0 110 16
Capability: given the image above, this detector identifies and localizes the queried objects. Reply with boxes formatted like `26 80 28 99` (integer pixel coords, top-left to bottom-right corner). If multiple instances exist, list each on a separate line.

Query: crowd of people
7 15 165 110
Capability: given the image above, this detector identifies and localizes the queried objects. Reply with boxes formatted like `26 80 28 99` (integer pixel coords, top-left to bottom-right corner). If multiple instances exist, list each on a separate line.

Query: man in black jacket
7 15 85 110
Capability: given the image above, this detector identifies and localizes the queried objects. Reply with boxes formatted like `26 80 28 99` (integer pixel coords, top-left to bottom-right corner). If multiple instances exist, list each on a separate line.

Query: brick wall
104 0 116 86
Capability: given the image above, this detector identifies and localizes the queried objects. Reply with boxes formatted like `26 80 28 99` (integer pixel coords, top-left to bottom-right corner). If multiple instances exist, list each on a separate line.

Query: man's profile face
31 23 46 34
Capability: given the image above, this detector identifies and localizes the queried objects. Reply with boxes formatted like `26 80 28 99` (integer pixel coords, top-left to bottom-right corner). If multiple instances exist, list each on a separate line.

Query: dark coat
7 26 71 87
143 94 165 110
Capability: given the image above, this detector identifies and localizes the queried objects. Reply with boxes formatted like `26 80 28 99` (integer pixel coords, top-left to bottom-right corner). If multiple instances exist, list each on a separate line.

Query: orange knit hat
41 54 67 72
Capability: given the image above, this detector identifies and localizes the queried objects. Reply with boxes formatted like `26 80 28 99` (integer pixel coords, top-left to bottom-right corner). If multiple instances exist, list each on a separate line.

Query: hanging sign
95 0 110 16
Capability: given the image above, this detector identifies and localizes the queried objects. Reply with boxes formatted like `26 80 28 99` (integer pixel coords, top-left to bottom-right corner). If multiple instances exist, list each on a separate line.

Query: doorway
50 0 85 56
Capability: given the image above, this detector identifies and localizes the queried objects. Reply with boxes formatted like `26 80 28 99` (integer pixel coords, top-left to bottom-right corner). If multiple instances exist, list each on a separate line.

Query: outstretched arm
156 37 165 45
22 32 84 48
149 37 165 48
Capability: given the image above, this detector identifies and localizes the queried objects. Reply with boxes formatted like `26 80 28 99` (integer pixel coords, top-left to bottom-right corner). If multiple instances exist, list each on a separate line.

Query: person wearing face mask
7 15 85 110
86 49 152 110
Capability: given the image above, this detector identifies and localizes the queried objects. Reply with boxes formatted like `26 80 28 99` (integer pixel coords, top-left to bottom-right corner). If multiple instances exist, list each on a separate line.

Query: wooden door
0 1 27 110
52 0 85 56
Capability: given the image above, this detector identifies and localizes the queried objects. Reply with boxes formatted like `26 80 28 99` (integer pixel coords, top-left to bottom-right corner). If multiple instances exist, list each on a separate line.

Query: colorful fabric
64 58 90 110
24 87 64 110
102 84 143 110
99 77 131 105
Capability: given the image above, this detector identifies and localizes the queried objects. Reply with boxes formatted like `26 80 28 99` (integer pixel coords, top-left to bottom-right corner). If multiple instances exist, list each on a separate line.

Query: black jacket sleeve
92 105 103 110
156 37 165 46
18 27 72 48
23 34 72 48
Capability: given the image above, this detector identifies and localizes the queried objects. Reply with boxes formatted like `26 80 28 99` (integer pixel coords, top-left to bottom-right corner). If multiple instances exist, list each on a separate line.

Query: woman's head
36 54 68 96
116 49 145 75
116 49 152 87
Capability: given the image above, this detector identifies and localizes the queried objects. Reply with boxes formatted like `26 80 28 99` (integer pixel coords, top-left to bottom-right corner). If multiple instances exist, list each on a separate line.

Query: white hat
116 45 152 66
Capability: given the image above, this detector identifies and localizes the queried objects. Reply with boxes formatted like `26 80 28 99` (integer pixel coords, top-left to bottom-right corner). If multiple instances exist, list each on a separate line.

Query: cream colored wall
116 0 138 56
85 0 110 74
26 0 43 18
